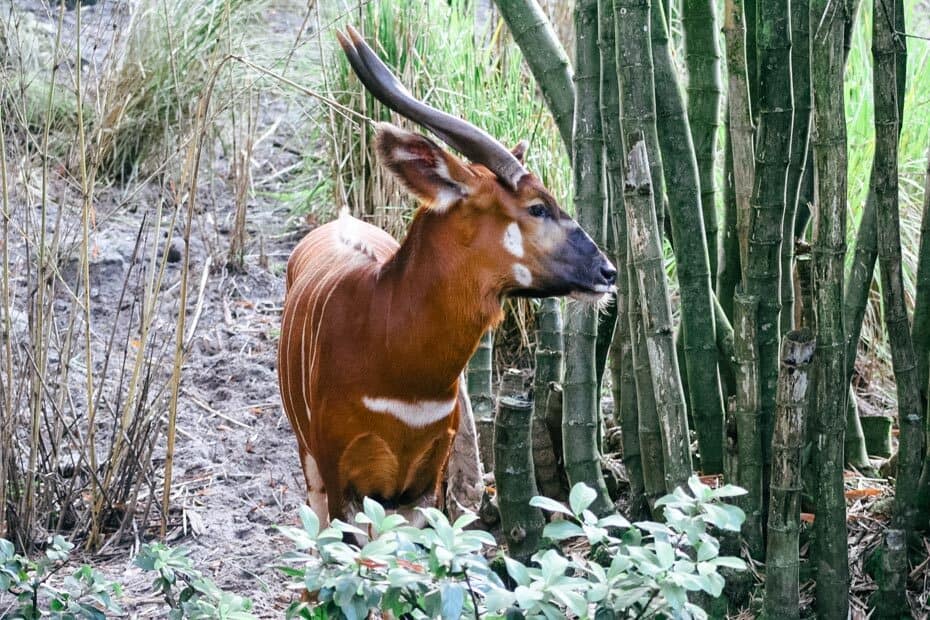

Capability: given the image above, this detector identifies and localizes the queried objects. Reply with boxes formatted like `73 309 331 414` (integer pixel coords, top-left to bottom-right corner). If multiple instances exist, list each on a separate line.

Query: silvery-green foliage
134 542 255 619
0 536 123 619
278 497 500 619
279 478 747 619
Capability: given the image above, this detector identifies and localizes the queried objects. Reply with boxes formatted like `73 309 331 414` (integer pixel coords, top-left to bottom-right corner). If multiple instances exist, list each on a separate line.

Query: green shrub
0 536 122 619
278 477 748 619
134 542 256 620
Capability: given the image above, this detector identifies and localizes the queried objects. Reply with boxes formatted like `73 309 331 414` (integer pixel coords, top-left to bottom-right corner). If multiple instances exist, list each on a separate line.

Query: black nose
600 262 617 286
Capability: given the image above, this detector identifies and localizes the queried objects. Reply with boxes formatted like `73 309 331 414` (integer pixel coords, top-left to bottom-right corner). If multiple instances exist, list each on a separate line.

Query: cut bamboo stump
494 391 545 563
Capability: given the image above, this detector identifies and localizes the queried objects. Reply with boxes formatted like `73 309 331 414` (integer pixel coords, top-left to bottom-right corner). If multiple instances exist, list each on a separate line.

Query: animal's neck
376 211 503 395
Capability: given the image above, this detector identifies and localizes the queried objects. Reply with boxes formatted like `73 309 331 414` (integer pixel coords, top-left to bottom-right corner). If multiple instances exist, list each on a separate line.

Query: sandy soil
1 0 320 616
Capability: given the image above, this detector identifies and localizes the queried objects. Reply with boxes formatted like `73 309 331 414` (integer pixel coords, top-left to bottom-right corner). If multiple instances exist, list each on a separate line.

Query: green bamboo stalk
625 137 693 493
469 329 496 469
494 0 575 152
562 0 614 516
809 0 849 614
533 299 566 499
682 0 722 284
597 0 622 407
613 0 667 231
872 0 924 540
494 393 546 562
733 289 763 558
651 0 725 474
715 294 737 401
629 249 666 509
872 529 909 618
722 0 756 283
780 0 812 336
747 0 793 490
913 148 929 419
744 0 758 120
616 0 692 494
599 28 647 506
718 125 740 319
764 329 815 620
915 151 930 518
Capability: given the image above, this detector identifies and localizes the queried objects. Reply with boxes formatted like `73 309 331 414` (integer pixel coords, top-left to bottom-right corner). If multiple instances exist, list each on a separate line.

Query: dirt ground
1 0 323 615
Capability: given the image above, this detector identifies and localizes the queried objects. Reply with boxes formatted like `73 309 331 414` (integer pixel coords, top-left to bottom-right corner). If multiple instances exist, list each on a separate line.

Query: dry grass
0 0 266 552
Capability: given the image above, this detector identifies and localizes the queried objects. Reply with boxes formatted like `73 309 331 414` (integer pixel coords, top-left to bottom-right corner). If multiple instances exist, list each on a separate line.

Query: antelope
277 26 617 528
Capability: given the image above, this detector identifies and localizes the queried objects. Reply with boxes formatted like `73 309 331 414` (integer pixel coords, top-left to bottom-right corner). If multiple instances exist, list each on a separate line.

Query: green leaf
701 503 745 531
298 505 321 539
439 582 466 619
696 538 719 562
483 584 517 612
654 541 675 570
361 497 386 530
711 484 747 499
597 514 631 530
529 496 574 516
504 556 531 586
537 550 569 585
687 476 714 502
542 520 585 541
569 484 597 516
709 556 747 570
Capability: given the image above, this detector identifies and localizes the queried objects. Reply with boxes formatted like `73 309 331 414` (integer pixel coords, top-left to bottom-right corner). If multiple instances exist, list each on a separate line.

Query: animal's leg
300 448 330 529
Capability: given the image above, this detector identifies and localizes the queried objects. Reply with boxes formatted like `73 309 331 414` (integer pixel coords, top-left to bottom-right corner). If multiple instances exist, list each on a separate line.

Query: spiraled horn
336 25 528 190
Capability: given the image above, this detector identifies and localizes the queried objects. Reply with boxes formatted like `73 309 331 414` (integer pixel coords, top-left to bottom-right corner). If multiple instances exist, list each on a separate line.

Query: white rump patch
503 222 524 258
362 396 456 428
513 263 532 287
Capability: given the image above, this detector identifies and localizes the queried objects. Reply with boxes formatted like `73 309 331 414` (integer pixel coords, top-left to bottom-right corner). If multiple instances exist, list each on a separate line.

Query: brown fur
278 124 596 523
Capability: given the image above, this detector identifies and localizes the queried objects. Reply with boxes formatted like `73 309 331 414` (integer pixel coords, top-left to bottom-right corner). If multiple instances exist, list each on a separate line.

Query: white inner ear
503 222 524 258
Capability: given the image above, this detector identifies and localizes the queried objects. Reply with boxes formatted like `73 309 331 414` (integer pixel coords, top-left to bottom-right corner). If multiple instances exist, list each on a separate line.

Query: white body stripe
503 222 524 258
362 396 456 428
513 263 532 287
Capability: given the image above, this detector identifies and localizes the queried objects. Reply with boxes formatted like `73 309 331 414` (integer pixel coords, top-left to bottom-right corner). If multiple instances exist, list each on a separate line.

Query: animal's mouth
569 283 617 303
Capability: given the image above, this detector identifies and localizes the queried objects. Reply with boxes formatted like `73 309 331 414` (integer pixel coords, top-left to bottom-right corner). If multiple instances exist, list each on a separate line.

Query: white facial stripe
513 263 532 287
503 222 524 258
362 396 456 428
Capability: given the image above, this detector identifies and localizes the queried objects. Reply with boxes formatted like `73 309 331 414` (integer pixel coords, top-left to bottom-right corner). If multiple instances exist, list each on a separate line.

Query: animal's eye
528 203 548 218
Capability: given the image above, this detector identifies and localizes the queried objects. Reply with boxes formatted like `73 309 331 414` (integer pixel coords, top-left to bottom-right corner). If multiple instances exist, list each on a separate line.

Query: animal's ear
510 140 529 164
375 123 472 210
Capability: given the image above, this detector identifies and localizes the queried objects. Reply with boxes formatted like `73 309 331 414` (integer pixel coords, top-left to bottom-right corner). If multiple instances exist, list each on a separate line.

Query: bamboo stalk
914 148 930 419
682 0 722 284
468 329 496 469
613 0 667 230
809 0 850 614
624 138 693 492
747 0 793 492
630 262 666 509
872 0 925 552
494 0 575 153
561 0 614 516
722 0 756 284
0 80 11 542
718 127 740 319
915 151 930 518
780 0 812 336
733 289 763 558
764 329 815 620
495 393 546 562
533 299 565 498
651 0 725 474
